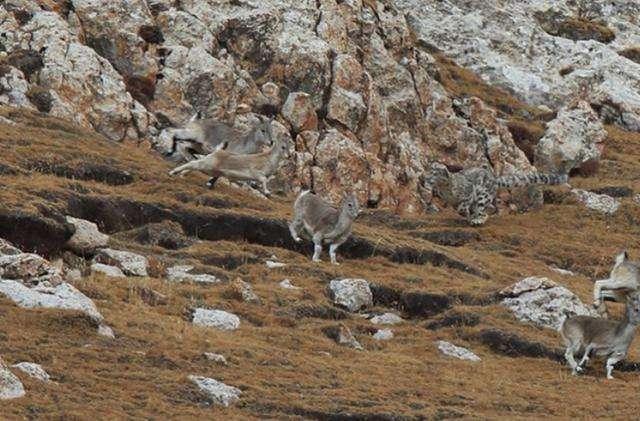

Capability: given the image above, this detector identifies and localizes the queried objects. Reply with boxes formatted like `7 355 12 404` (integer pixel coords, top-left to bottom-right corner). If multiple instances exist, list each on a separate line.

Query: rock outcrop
0 0 542 213
534 101 607 174
400 0 640 132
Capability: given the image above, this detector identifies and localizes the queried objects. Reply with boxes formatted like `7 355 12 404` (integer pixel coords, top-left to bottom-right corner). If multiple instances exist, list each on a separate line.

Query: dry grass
619 47 640 64
0 103 640 419
536 13 616 44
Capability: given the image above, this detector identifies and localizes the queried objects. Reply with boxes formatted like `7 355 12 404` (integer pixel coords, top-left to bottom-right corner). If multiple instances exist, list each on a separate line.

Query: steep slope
0 106 640 418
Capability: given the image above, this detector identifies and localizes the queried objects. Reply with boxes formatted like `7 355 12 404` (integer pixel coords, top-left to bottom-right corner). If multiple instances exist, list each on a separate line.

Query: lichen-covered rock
436 341 480 362
501 277 599 330
572 189 620 215
281 92 318 132
535 101 607 174
93 249 148 277
328 279 373 312
192 309 240 331
0 253 63 286
188 375 241 407
12 362 50 382
1 0 542 214
65 216 109 254
0 66 33 109
0 358 25 400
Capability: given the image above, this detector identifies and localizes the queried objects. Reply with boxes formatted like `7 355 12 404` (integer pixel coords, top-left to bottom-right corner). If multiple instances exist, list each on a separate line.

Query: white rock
534 101 606 174
65 216 109 254
94 249 148 277
370 313 403 325
0 280 104 323
204 353 228 365
373 329 394 341
328 279 373 312
550 266 575 276
572 189 620 215
97 324 115 338
437 341 480 362
166 265 220 284
399 1 640 132
192 309 240 331
279 279 301 290
0 358 25 400
501 277 599 330
266 260 286 269
91 263 125 278
188 375 241 407
12 363 50 382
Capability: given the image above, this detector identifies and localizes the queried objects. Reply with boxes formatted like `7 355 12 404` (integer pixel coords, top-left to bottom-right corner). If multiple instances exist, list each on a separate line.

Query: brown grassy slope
0 105 640 420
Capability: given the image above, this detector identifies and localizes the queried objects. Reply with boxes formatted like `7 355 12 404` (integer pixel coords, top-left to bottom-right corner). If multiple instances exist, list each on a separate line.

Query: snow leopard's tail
496 172 568 189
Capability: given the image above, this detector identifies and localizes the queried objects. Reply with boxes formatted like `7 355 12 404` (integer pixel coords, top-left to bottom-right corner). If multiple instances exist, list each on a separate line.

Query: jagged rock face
0 0 535 213
399 0 640 132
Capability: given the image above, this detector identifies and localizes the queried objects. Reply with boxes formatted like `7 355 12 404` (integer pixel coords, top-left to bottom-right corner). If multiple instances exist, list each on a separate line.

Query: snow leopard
423 163 568 226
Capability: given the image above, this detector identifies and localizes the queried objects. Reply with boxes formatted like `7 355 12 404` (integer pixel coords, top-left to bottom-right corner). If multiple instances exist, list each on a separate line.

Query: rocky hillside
5 0 631 210
1 0 640 419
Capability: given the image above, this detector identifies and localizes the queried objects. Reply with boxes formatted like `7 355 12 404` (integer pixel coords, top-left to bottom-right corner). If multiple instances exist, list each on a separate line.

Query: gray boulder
192 309 240 331
94 249 148 277
188 375 241 407
436 341 480 362
12 362 50 382
0 358 24 400
65 216 109 254
328 279 373 312
501 277 598 330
